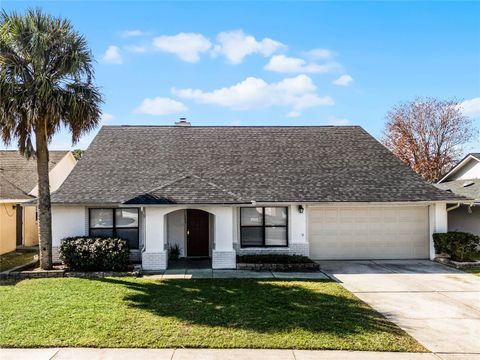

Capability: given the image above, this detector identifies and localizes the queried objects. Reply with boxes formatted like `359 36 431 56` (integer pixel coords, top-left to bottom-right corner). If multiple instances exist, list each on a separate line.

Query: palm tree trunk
35 123 53 270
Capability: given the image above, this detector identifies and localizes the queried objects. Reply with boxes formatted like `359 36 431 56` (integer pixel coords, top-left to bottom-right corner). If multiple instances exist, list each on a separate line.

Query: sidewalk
1 348 478 360
143 268 331 279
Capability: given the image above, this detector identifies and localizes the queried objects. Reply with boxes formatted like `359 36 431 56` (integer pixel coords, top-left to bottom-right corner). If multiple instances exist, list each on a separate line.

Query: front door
186 209 209 257
16 205 23 246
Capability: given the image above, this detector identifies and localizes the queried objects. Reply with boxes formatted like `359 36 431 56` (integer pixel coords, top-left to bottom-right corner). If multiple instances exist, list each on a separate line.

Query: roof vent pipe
175 118 191 126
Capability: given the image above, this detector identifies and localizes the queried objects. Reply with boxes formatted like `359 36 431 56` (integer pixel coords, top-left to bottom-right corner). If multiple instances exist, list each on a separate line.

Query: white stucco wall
430 203 448 260
30 152 77 196
51 206 86 247
167 210 186 256
291 204 307 244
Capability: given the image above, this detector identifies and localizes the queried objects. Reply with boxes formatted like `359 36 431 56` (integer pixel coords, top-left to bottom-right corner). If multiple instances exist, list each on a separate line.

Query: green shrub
60 236 130 271
433 232 480 262
237 254 314 264
169 244 181 260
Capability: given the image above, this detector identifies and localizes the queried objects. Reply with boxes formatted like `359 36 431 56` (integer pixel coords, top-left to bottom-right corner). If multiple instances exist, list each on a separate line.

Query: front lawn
0 278 424 351
465 268 480 276
0 251 36 272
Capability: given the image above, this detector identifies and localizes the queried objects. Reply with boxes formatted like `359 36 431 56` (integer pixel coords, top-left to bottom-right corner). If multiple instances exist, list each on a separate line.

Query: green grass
465 268 480 276
463 252 480 276
0 277 424 351
0 251 36 272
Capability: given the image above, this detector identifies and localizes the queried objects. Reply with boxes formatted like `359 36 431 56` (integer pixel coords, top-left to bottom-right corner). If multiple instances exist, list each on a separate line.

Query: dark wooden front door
16 205 23 246
186 209 209 257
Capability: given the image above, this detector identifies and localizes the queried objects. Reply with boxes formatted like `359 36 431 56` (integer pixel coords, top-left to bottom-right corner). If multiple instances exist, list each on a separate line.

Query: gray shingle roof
435 180 479 203
0 151 69 200
50 125 464 205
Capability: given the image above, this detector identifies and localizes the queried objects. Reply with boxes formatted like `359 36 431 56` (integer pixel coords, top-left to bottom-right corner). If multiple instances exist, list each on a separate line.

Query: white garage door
308 206 429 260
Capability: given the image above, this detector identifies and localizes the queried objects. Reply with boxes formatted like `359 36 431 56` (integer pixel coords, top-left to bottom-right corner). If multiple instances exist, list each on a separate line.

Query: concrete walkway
3 348 478 360
143 268 331 279
318 260 480 355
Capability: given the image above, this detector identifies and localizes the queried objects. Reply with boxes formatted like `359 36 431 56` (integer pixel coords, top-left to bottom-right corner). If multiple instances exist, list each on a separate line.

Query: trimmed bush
60 236 130 271
237 254 314 264
433 232 480 262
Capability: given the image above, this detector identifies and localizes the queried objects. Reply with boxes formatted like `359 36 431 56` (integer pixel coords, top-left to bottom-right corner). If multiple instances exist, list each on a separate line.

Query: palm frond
0 7 103 156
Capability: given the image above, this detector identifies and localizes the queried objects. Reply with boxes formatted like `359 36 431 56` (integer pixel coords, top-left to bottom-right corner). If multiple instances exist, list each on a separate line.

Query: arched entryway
166 209 213 259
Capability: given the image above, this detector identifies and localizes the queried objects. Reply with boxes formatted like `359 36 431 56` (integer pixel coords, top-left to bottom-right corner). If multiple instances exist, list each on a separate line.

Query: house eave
50 199 469 207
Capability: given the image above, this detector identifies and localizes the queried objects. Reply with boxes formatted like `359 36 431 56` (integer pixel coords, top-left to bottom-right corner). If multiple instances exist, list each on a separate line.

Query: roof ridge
101 125 360 129
190 175 245 202
143 174 245 202
143 175 190 194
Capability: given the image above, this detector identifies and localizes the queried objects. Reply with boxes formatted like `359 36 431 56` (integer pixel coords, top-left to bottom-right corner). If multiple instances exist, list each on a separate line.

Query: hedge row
60 237 130 271
433 232 479 262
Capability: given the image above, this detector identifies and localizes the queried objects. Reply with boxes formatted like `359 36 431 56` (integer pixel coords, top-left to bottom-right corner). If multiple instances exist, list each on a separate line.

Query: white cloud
100 113 115 122
459 97 480 118
286 111 301 118
264 55 342 73
153 33 211 63
333 74 354 86
306 48 335 60
213 30 285 64
124 45 147 53
134 97 188 116
121 30 145 38
326 116 350 126
173 74 333 117
102 45 123 64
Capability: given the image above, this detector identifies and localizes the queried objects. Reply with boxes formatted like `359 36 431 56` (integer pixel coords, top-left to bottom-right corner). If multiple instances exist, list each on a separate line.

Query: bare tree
382 98 476 183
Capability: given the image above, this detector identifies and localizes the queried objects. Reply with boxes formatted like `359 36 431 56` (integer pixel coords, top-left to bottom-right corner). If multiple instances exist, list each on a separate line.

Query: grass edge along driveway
0 277 425 352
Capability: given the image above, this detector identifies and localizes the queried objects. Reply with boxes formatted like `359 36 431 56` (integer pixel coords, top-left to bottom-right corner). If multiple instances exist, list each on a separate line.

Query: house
49 123 464 270
0 151 77 255
435 153 479 236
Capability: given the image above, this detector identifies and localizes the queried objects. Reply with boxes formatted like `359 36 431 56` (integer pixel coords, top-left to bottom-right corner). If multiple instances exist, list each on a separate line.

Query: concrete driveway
318 260 480 356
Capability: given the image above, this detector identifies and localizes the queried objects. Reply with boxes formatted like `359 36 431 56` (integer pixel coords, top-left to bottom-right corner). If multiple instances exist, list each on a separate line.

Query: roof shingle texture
0 151 69 200
435 180 479 203
50 126 463 204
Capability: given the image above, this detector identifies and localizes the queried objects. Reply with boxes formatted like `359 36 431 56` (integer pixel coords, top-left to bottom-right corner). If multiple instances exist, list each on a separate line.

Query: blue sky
2 1 480 151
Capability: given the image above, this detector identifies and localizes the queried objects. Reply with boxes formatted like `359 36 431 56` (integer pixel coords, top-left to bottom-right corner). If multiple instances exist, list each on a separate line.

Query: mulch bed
0 263 141 281
237 262 320 272
435 256 480 269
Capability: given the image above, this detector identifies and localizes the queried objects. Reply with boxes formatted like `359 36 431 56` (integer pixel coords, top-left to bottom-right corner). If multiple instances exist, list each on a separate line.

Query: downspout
141 206 146 252
446 203 460 212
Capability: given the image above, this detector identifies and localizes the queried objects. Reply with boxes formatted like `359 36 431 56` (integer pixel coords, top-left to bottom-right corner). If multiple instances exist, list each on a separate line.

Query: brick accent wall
52 246 60 263
212 250 236 269
129 250 141 263
142 252 168 271
234 243 309 257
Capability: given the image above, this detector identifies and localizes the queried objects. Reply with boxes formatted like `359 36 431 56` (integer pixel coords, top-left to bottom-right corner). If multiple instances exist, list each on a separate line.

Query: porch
142 206 237 271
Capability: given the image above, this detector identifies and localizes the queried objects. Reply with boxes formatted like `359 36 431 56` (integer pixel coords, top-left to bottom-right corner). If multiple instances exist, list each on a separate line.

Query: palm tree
0 9 102 269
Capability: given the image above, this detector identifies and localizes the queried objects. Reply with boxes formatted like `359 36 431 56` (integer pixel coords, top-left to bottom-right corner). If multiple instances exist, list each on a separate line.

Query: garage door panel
309 206 429 260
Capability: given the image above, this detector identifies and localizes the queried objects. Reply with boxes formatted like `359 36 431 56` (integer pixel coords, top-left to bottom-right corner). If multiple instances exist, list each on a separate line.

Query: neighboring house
49 122 463 270
0 151 77 255
436 153 479 236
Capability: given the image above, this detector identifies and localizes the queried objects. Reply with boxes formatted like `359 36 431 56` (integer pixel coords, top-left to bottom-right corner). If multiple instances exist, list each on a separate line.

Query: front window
240 207 288 247
89 208 139 249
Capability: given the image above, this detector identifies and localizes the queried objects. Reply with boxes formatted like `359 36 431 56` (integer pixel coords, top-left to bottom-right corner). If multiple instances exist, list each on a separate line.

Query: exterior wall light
298 205 304 213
